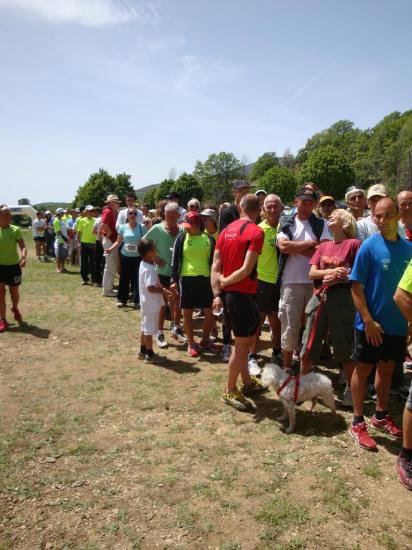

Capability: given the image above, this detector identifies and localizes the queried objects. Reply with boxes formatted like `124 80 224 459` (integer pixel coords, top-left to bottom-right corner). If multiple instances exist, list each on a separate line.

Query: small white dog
262 363 336 434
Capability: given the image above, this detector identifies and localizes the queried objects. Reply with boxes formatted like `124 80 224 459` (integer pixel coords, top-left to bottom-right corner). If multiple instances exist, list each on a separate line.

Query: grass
256 496 309 533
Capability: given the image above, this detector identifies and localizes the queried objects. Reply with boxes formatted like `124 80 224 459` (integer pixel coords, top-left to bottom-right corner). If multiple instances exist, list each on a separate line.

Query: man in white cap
101 194 120 296
345 186 367 221
355 184 388 241
53 208 69 273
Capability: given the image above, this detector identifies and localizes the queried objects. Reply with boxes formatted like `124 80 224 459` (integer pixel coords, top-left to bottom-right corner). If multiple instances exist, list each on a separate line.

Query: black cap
232 179 250 190
295 188 317 201
166 191 180 199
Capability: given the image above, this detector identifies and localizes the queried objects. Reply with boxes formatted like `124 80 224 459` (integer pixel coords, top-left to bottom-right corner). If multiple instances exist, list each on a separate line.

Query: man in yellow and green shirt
76 205 97 284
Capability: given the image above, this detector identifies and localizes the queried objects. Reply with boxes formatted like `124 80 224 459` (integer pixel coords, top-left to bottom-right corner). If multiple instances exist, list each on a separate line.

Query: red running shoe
200 340 221 352
397 455 412 491
187 344 199 358
0 319 9 333
11 306 23 324
371 415 402 439
348 422 377 450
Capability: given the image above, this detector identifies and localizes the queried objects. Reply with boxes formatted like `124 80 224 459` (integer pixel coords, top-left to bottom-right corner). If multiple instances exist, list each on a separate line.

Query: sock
374 410 388 420
146 349 154 358
353 415 365 425
140 345 147 355
400 447 412 460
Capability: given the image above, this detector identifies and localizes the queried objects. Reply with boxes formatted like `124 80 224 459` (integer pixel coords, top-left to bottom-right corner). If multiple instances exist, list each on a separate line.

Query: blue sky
1 0 411 205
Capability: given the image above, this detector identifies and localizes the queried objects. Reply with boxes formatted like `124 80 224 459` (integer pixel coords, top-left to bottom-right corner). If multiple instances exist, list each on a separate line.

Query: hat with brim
166 191 181 200
181 211 201 229
105 194 121 203
255 189 267 196
232 179 250 190
319 195 335 205
295 189 317 202
200 208 217 221
56 208 65 215
85 205 95 211
367 184 387 200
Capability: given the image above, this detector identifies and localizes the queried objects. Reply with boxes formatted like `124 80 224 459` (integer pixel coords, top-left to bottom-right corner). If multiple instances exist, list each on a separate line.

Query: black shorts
223 291 260 338
180 276 213 309
34 236 45 242
0 264 22 286
158 274 171 288
351 330 406 364
257 279 280 314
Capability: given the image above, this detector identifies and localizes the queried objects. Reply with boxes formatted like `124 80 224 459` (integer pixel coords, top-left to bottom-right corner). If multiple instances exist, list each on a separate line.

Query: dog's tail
261 364 278 389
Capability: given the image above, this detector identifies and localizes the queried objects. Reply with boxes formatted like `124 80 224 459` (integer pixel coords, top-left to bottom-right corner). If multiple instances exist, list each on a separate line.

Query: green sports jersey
77 217 96 244
0 225 22 265
181 232 212 277
144 223 184 276
257 220 278 284
398 259 412 294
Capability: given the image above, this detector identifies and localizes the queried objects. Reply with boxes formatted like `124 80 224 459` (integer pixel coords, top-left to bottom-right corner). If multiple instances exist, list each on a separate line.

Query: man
393 261 412 490
77 205 97 285
397 190 412 240
218 180 251 231
32 211 47 261
255 189 267 209
248 194 283 375
349 198 412 450
93 207 104 287
44 211 55 258
116 192 144 229
142 203 150 217
317 195 336 220
165 191 187 223
276 189 330 370
53 208 69 273
345 186 367 220
211 194 265 411
66 208 79 266
101 194 120 297
355 184 388 241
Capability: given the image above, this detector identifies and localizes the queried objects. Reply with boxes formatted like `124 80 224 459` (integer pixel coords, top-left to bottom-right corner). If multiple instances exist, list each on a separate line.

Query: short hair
187 198 200 208
375 196 399 214
334 209 357 238
126 192 137 200
138 238 156 257
264 194 283 208
164 201 180 214
239 194 260 214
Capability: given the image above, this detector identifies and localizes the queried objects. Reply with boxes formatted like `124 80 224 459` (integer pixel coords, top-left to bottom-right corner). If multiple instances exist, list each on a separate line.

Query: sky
1 0 411 205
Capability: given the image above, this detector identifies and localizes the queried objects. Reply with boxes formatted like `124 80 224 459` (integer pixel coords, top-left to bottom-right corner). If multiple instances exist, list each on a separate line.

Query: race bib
124 243 138 253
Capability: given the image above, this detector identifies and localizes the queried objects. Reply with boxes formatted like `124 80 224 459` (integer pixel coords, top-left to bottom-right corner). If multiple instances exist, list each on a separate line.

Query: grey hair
264 194 283 208
187 198 200 208
164 201 180 214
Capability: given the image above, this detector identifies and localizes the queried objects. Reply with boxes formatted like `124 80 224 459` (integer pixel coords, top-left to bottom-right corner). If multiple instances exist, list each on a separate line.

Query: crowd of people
1 178 412 492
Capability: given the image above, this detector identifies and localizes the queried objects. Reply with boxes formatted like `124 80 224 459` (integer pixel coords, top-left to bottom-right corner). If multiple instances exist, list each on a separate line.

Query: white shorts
141 310 160 336
278 283 313 352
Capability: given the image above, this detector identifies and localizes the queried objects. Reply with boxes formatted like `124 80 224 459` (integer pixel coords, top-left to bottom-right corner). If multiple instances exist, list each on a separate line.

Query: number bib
124 243 138 253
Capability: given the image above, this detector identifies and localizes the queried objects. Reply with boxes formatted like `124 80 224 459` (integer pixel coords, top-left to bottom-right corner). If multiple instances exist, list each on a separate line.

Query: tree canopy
73 169 135 207
249 152 279 181
257 165 297 204
193 152 243 203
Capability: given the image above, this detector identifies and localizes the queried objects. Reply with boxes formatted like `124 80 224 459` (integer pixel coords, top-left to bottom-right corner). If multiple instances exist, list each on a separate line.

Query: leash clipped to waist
277 375 300 402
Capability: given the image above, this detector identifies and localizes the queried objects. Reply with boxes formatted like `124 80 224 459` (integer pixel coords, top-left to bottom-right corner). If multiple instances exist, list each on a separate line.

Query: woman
143 216 152 231
187 198 201 212
107 208 146 308
0 205 27 332
152 200 167 225
201 207 219 242
300 209 360 406
171 211 219 357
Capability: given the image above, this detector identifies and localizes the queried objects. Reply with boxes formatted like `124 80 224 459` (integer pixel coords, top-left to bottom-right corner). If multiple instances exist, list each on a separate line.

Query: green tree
250 152 279 181
143 188 158 208
73 169 135 207
193 152 242 203
18 198 31 205
173 173 203 207
257 166 297 204
298 146 355 199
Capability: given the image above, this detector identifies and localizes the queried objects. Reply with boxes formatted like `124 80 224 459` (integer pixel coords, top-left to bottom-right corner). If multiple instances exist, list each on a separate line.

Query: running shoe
171 326 186 343
348 422 377 450
116 301 126 308
221 344 232 362
397 455 412 491
187 343 200 358
11 306 23 324
156 332 168 349
102 290 117 297
248 356 261 376
0 319 9 333
371 415 402 439
200 340 221 352
81 280 88 285
342 385 353 408
144 353 166 364
241 377 267 396
222 388 253 411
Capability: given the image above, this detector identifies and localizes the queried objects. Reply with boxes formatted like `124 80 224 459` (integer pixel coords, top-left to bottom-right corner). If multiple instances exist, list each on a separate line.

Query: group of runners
1 178 412 491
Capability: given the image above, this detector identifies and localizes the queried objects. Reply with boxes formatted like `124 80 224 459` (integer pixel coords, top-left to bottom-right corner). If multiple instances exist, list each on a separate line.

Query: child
137 239 171 363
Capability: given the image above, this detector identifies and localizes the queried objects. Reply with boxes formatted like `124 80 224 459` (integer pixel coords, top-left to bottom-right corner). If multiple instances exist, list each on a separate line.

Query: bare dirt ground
1 235 411 550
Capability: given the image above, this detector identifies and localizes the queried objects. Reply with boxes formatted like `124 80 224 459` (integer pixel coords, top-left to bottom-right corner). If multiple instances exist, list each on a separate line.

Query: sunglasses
128 212 138 216
189 205 199 209
144 221 151 224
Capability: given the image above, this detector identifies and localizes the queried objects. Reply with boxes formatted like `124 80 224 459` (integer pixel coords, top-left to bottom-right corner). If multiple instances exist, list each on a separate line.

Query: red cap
181 211 201 229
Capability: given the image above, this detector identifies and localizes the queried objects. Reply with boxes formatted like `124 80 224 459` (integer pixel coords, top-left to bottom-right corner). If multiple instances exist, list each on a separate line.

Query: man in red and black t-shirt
212 194 266 411
101 194 120 297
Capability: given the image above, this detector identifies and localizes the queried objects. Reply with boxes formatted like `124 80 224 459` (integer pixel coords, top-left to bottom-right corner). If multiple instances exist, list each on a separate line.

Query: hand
106 248 112 254
169 282 179 295
364 319 384 347
334 266 350 280
162 288 173 299
219 275 228 289
20 258 26 268
407 324 412 346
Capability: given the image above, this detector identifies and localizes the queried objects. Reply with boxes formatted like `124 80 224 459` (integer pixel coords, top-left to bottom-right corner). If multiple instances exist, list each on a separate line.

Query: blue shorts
56 243 68 259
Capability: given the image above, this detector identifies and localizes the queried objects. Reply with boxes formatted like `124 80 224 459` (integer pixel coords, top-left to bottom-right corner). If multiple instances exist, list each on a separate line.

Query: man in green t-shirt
0 204 27 331
393 260 412 491
248 194 283 375
76 205 97 285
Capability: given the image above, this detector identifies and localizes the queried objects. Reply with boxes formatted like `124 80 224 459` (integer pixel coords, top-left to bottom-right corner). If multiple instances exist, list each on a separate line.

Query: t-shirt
178 207 187 224
116 208 144 229
277 217 331 285
101 207 118 243
257 220 278 284
398 259 412 294
310 239 361 272
53 217 68 245
139 260 165 313
349 233 412 336
216 218 264 294
355 216 378 242
181 232 212 277
118 223 146 257
144 223 184 276
94 217 102 241
76 217 97 244
0 225 22 265
219 204 239 231
32 218 46 238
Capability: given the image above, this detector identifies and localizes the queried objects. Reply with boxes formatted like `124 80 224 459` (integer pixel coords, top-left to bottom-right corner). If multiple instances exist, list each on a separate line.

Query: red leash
303 284 328 358
277 375 300 402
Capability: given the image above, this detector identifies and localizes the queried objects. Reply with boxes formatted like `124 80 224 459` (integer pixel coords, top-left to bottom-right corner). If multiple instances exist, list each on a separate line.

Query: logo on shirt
381 257 391 271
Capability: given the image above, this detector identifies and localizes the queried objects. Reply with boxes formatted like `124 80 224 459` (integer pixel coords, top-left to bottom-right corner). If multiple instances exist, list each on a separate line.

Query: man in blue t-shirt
349 197 412 451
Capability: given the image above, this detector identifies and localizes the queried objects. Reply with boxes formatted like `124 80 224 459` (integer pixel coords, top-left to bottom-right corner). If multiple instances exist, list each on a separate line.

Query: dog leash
277 374 300 402
302 284 328 358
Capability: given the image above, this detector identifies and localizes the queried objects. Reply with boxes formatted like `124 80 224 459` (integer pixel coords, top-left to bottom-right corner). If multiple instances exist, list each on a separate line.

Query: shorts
34 236 45 242
141 310 160 336
0 264 22 286
278 283 313 352
222 291 260 338
55 243 68 259
180 276 213 309
158 274 171 288
351 330 406 364
257 279 280 314
406 381 412 411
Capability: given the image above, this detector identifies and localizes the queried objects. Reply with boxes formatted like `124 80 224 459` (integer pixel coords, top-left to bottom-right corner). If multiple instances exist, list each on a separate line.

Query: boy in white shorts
138 239 171 364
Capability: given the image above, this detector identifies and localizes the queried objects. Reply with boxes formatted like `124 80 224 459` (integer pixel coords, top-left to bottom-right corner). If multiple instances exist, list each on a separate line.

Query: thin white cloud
0 0 160 26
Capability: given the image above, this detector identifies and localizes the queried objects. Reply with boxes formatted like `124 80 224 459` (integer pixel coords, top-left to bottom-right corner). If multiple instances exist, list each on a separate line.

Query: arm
220 250 259 288
309 265 350 282
351 281 384 346
17 239 27 268
394 287 412 323
277 237 318 255
100 223 112 239
107 234 123 253
211 249 224 310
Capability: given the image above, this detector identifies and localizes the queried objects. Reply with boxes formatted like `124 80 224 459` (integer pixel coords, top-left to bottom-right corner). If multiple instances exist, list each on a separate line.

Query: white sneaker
156 332 168 348
342 385 353 408
248 356 261 376
222 344 232 362
117 301 126 308
102 290 117 297
171 326 186 343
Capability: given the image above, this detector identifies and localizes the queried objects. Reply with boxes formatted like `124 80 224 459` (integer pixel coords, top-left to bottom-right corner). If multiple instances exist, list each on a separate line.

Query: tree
73 169 135 207
193 152 242 203
298 146 355 199
257 166 297 204
172 173 203 207
18 198 31 205
249 152 279 181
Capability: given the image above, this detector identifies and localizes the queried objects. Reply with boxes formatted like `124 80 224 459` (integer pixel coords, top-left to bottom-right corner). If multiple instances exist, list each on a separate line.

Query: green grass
256 496 309 534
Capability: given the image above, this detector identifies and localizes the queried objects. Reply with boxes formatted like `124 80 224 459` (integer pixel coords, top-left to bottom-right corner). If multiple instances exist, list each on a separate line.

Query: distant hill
135 184 158 201
33 202 70 212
